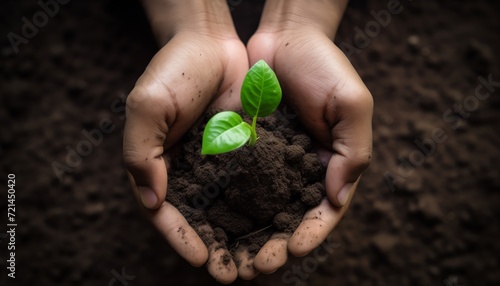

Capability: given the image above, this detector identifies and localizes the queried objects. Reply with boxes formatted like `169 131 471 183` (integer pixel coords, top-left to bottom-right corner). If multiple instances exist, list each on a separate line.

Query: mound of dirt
167 110 326 261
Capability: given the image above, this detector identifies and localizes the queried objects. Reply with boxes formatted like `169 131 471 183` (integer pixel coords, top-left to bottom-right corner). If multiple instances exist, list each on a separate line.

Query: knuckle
325 82 374 124
123 145 145 170
350 148 372 175
126 85 177 121
343 86 373 112
123 137 165 172
126 86 150 112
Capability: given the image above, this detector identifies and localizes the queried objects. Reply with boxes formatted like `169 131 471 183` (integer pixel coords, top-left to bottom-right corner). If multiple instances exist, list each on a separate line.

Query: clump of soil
166 109 326 263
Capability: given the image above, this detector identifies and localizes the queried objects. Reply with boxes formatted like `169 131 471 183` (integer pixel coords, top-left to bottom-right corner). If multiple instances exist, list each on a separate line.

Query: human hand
245 0 373 274
123 0 250 283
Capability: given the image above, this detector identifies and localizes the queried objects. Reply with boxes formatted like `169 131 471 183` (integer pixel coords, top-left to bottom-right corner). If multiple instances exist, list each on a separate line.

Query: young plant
201 60 282 155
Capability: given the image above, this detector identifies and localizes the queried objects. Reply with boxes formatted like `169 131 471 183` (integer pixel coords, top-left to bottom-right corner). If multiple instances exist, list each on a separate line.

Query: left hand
243 0 373 275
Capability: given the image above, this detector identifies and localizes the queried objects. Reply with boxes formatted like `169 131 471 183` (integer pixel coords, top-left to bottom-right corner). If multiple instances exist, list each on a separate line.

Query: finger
288 186 356 257
234 248 259 280
254 233 289 274
129 173 208 266
207 246 238 284
152 203 209 267
316 45 372 208
123 85 172 209
193 224 238 284
205 245 238 283
325 85 372 207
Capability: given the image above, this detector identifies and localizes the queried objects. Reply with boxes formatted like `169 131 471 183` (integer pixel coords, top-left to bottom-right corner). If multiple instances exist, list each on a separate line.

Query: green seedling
201 60 282 155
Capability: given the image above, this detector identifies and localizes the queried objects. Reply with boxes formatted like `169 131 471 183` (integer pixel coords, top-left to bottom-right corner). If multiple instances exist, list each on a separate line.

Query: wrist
256 0 348 39
141 0 238 46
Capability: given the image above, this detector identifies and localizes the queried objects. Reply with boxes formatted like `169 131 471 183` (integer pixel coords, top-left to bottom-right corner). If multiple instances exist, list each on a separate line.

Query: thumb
123 86 174 209
324 87 373 207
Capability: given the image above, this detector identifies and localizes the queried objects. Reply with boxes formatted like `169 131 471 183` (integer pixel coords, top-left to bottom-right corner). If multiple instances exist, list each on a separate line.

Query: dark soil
167 110 325 260
1 0 499 286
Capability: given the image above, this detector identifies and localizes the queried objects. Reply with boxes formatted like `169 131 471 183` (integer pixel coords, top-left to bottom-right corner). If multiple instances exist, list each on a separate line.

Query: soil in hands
166 109 326 266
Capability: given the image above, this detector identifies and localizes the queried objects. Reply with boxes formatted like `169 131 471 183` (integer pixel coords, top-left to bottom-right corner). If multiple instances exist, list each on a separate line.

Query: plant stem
249 116 258 146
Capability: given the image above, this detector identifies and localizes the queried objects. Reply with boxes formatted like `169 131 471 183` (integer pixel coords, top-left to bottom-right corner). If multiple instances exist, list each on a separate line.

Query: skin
123 0 373 283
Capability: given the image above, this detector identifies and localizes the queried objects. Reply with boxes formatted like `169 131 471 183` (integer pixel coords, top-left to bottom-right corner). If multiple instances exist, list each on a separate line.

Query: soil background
1 0 499 285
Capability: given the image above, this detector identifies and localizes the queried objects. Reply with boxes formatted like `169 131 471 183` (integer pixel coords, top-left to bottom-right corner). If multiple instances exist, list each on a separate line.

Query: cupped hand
246 25 373 273
123 30 250 283
125 0 372 282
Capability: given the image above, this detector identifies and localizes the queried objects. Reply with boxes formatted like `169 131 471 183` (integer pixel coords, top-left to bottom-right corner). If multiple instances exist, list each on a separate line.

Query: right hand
123 24 249 284
244 0 372 276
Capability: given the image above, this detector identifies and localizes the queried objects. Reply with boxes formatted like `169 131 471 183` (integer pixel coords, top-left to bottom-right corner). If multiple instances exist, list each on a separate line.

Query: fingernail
139 186 158 209
337 183 352 207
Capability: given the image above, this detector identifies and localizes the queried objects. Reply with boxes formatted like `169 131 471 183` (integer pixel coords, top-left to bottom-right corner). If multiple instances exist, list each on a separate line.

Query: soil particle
285 145 305 163
221 252 231 266
301 153 325 183
213 227 228 244
291 134 313 150
273 212 294 232
300 182 325 207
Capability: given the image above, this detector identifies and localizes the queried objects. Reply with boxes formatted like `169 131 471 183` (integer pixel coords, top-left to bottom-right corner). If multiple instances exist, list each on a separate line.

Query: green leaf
201 111 252 155
241 59 282 117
